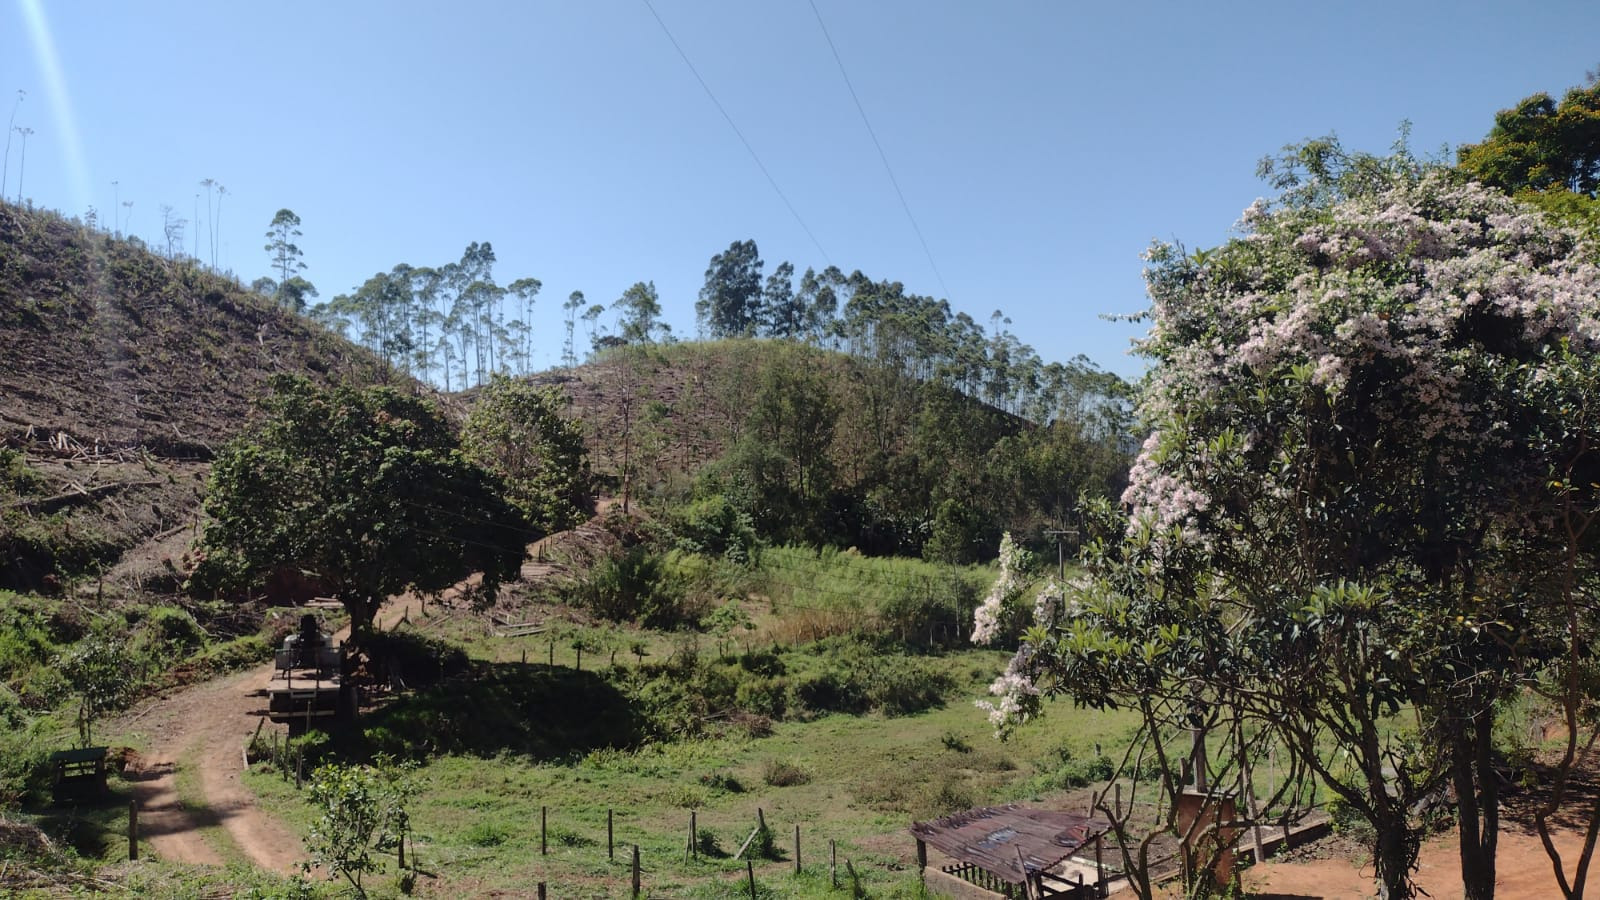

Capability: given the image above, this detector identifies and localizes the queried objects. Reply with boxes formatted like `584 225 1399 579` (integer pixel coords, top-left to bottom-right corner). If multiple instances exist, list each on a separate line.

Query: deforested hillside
0 200 394 591
0 200 388 454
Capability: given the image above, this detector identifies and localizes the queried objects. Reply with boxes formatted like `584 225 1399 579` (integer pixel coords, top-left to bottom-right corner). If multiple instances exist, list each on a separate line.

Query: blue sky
4 0 1599 378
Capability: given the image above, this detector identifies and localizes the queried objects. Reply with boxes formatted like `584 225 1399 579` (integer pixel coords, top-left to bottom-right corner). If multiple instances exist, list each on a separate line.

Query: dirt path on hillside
115 510 594 873
121 594 424 873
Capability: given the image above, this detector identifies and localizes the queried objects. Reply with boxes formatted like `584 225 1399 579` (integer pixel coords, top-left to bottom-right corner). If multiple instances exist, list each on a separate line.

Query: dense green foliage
1458 73 1600 238
596 340 1130 561
193 376 531 635
461 374 592 533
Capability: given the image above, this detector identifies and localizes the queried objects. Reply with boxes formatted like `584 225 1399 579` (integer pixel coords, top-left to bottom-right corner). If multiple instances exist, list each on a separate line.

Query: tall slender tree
562 290 584 369
1 89 22 201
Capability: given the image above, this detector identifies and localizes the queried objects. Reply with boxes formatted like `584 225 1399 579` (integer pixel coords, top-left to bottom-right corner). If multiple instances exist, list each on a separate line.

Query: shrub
735 677 787 720
547 824 595 848
568 545 697 628
1038 747 1113 791
697 771 745 794
670 495 762 564
696 827 727 858
940 731 972 753
762 759 810 787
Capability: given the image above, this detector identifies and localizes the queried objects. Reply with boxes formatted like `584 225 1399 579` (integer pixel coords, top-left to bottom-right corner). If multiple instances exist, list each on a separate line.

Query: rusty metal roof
910 804 1110 884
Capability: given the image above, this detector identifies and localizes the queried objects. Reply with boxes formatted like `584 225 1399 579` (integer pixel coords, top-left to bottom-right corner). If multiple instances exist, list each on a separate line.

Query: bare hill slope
0 200 393 590
0 201 387 454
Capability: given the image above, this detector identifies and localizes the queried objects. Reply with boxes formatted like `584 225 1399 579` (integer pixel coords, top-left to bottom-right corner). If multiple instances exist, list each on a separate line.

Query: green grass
246 648 1142 897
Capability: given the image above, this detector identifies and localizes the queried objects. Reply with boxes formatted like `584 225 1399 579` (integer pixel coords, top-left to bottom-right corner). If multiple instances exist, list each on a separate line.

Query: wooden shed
911 804 1111 900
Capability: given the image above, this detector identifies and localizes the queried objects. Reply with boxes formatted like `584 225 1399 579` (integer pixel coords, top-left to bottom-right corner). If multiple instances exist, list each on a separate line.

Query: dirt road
120 594 424 872
1247 818 1592 899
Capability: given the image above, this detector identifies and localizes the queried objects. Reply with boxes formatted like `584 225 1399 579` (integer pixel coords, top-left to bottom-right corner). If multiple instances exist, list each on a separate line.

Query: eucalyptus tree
264 208 316 312
508 277 542 373
562 290 585 368
697 239 763 337
1 89 22 200
616 281 669 344
12 125 33 203
762 260 799 337
199 178 216 266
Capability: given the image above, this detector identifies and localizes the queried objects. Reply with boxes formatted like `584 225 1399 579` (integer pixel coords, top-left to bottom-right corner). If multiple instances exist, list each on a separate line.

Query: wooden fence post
128 800 138 860
537 883 546 900
632 844 641 898
831 839 838 888
794 824 801 874
690 810 698 861
541 805 547 855
608 808 615 860
746 859 756 898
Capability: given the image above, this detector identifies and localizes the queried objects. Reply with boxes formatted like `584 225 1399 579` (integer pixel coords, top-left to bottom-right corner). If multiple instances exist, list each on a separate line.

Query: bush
147 605 207 649
696 827 727 858
670 495 762 564
697 771 745 794
1038 747 1114 791
735 677 787 720
568 545 697 628
762 759 810 787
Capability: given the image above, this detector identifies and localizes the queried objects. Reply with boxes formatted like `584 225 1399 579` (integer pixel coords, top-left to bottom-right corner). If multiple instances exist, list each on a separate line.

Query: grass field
246 656 1144 898
236 542 1149 898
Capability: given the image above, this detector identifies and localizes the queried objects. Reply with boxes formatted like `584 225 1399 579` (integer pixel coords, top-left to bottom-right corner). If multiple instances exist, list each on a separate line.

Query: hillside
0 200 393 591
0 201 389 453
519 340 1131 561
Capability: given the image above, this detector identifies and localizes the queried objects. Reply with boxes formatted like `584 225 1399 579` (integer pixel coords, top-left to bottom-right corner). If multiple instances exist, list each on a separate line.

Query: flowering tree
998 141 1600 900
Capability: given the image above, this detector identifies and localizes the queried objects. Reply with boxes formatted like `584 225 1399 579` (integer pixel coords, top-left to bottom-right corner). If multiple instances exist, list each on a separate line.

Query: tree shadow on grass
354 660 642 762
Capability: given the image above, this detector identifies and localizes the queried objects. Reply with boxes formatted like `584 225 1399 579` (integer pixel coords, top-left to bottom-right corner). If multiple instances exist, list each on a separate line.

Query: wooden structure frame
912 805 1110 900
49 746 109 801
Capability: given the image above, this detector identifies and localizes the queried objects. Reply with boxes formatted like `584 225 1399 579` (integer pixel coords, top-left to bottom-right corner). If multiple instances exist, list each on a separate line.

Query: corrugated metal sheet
910 804 1110 885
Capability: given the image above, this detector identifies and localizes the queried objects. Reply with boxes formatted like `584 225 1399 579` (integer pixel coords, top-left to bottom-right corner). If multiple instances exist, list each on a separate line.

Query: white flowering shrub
969 532 1026 645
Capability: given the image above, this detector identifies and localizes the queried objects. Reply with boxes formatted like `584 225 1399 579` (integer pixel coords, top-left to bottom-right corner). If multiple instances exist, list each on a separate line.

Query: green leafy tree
1458 73 1600 239
761 260 799 337
194 376 529 640
59 636 133 747
615 280 670 344
461 375 592 533
714 350 839 543
305 761 415 899
697 239 763 337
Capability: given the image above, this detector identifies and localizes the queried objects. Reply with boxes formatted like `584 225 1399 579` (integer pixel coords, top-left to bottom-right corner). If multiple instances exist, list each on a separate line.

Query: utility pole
1044 527 1078 581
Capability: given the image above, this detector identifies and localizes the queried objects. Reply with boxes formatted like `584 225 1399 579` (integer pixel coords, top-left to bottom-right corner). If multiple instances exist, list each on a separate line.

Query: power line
639 0 832 265
807 0 951 301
